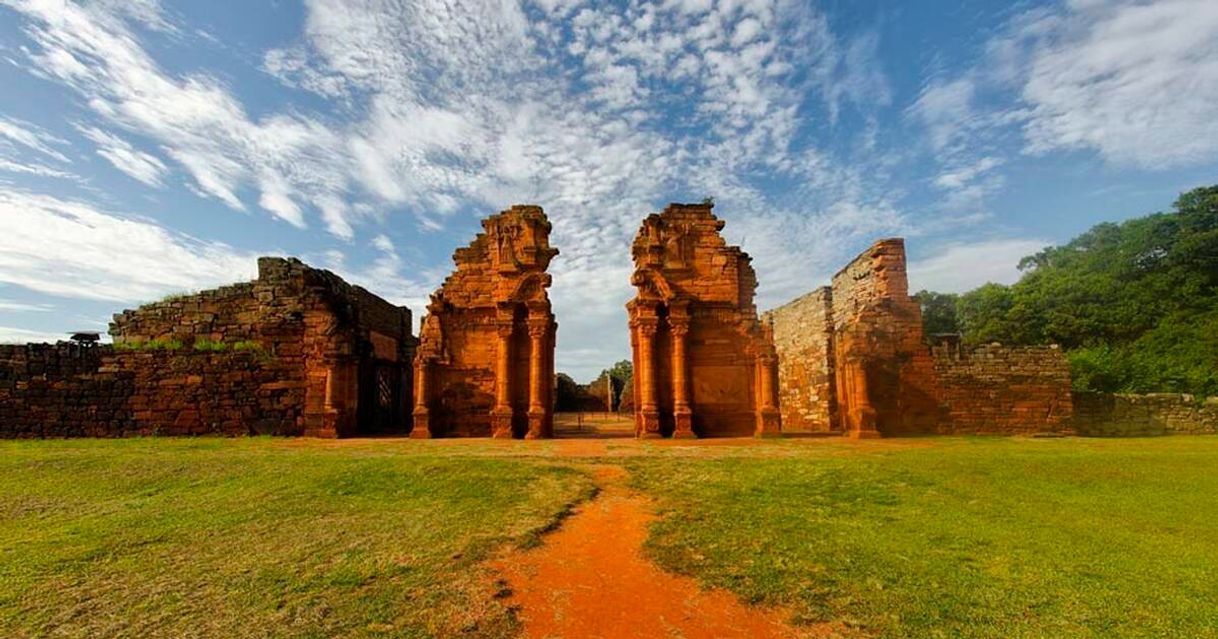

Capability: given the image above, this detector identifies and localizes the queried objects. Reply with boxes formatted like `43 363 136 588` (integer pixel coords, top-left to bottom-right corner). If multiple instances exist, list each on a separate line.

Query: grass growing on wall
0 438 595 639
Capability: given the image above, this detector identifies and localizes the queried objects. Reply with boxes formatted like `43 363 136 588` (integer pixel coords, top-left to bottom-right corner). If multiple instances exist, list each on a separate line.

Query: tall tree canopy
926 185 1218 396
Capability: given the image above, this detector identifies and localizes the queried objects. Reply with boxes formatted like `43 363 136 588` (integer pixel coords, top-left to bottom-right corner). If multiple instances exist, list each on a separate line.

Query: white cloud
908 77 978 152
0 325 73 343
907 238 1047 293
5 0 899 379
76 125 168 187
0 117 70 162
8 0 348 230
0 188 258 303
0 299 53 312
1016 0 1218 167
0 158 75 179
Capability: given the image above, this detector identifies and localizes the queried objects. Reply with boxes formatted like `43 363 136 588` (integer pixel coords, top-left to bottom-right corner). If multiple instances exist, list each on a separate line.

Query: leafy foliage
927 185 1218 395
913 290 960 335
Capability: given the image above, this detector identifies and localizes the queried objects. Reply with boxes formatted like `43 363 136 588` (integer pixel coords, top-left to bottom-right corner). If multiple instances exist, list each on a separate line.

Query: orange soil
491 466 836 639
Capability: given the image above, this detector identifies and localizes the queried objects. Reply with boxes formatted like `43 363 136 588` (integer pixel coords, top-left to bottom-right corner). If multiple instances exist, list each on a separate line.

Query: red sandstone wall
771 238 1074 437
830 239 940 436
628 203 780 438
764 287 836 433
110 257 415 438
931 341 1073 434
0 344 303 438
414 206 558 438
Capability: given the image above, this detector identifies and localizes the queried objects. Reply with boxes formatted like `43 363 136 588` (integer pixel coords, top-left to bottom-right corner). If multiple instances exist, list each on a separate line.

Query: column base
847 406 881 439
410 409 432 439
491 407 515 439
755 407 782 438
637 409 662 438
525 409 547 440
673 407 696 439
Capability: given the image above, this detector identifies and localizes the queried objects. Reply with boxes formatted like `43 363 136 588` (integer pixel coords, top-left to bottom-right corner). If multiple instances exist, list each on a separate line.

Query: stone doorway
356 346 409 436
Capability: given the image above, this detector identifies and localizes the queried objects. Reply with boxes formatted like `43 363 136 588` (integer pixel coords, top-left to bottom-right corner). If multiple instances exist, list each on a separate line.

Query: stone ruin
626 203 781 438
1 202 1081 441
412 205 559 439
0 257 414 438
765 238 1074 437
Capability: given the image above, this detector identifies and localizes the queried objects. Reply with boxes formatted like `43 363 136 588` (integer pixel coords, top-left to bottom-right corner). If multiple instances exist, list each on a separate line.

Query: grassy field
628 437 1218 638
2 436 1217 638
0 438 594 639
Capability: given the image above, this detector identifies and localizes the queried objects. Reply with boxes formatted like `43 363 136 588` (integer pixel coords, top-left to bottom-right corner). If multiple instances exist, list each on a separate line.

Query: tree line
916 185 1218 397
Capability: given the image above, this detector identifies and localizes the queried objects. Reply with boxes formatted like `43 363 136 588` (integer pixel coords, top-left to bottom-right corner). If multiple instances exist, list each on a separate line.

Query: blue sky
0 0 1216 381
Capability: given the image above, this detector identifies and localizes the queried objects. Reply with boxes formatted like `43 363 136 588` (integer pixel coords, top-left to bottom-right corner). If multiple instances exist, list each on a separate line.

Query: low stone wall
0 343 132 438
0 343 304 438
1073 392 1218 436
931 342 1074 434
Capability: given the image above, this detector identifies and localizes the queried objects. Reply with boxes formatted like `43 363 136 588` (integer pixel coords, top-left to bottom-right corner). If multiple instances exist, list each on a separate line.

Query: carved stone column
525 317 549 439
670 319 695 438
411 357 432 438
754 351 782 437
490 313 515 439
636 316 661 438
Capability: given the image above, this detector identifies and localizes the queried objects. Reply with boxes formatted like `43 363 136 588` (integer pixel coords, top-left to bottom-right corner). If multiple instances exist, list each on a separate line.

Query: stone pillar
411 357 431 438
845 359 880 439
490 314 515 439
754 351 782 437
670 320 695 438
525 317 549 440
636 317 661 438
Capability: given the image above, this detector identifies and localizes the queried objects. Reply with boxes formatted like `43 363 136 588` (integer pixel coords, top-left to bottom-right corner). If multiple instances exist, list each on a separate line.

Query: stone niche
626 203 781 438
412 205 559 439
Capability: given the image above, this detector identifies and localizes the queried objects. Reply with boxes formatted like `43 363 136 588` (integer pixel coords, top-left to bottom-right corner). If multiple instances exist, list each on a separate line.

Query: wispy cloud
76 125 168 187
908 238 1048 293
0 187 259 302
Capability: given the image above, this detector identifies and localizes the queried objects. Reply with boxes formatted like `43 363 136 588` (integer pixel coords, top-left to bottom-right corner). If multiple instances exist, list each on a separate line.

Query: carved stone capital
526 322 549 339
669 320 690 337
633 317 659 336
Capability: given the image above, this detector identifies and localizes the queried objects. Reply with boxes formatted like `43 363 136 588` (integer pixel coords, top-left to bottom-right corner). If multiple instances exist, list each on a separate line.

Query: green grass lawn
0 438 594 639
628 437 1218 638
2 436 1216 638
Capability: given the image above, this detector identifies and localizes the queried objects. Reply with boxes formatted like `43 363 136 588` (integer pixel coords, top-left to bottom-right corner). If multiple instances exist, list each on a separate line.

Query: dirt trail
491 465 831 639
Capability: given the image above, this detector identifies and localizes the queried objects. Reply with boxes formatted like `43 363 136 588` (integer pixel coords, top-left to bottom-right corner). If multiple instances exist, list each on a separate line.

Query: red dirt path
491 465 834 639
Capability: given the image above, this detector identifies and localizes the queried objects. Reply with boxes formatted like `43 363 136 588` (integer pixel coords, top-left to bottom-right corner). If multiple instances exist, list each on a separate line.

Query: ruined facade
627 203 780 438
0 258 415 438
766 238 1073 437
412 205 558 439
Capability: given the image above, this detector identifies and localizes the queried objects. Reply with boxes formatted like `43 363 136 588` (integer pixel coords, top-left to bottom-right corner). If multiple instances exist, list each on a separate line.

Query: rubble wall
1073 392 1218 436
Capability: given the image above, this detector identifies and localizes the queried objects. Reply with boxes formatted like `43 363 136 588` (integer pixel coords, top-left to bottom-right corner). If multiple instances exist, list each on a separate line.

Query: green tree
913 290 960 336
952 184 1218 395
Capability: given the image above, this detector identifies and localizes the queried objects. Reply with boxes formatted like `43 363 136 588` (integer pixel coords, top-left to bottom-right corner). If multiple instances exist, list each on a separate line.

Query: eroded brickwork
0 258 413 439
830 239 941 437
627 203 780 438
764 288 836 433
931 340 1073 434
413 205 558 438
770 238 1073 437
1073 392 1218 436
